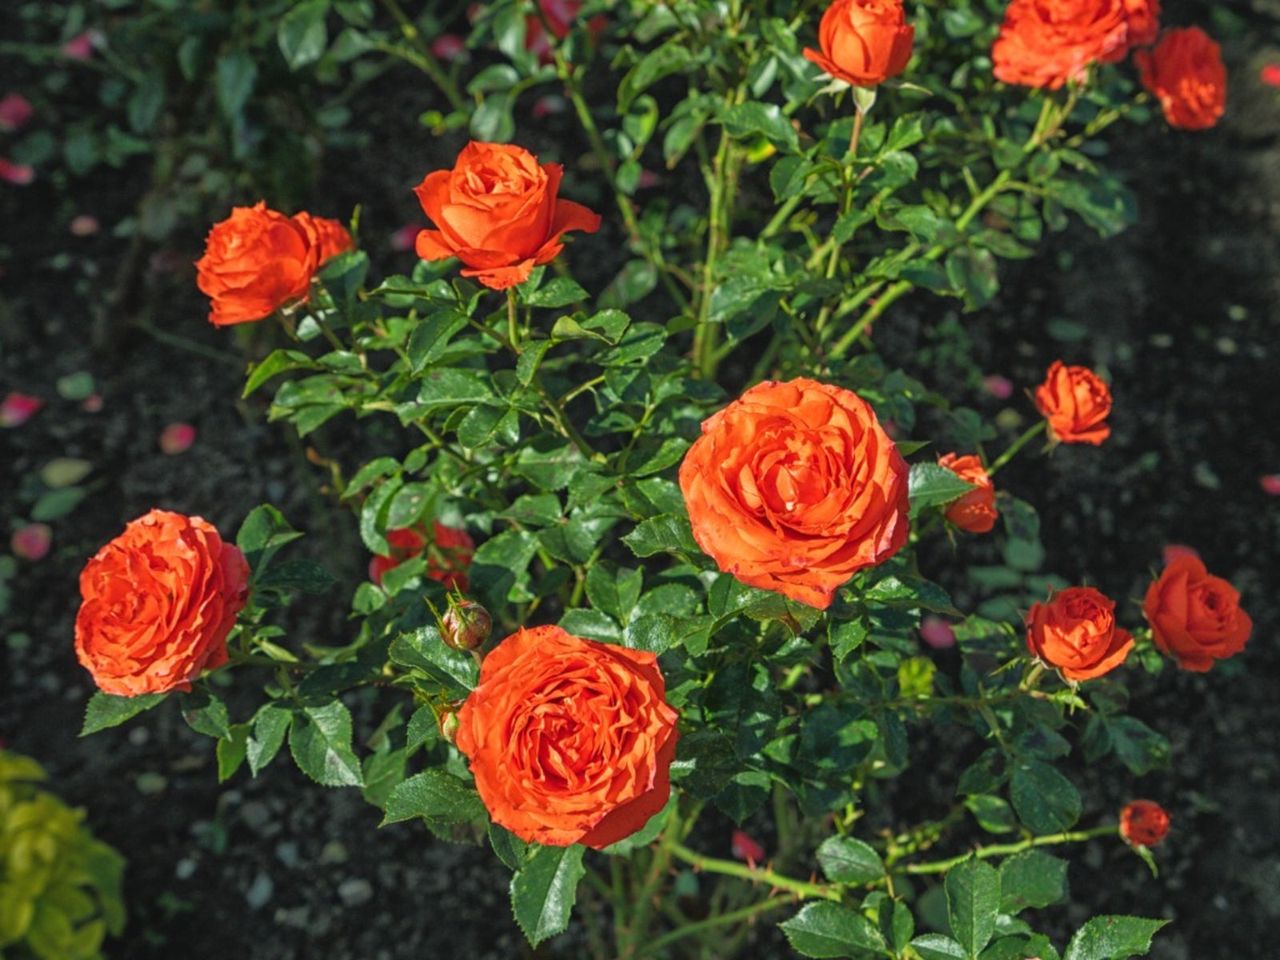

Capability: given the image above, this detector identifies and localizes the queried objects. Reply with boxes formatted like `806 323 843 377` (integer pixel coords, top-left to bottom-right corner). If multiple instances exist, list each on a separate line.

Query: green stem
506 289 520 351
904 825 1118 875
636 895 793 959
987 420 1047 476
376 0 466 112
668 843 842 902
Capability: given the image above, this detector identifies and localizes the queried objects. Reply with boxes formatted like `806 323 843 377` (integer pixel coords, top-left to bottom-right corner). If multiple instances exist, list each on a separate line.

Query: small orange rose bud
442 599 492 652
1120 800 1170 847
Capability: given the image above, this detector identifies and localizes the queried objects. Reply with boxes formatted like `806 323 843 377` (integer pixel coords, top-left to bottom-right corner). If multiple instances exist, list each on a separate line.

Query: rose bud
1120 800 1170 848
731 829 766 866
679 378 910 610
438 708 460 745
441 599 492 652
802 0 915 88
1025 586 1134 682
1035 360 1113 445
1137 27 1227 131
1143 554 1251 671
413 141 601 290
937 452 998 534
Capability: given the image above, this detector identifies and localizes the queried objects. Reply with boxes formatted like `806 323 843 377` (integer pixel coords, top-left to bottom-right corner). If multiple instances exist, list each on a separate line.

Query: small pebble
245 871 274 910
338 878 373 908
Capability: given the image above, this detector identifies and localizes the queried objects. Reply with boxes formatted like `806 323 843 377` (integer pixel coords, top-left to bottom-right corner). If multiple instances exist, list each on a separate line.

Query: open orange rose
1136 28 1226 131
679 378 910 609
1143 554 1251 671
196 202 319 326
413 141 601 290
368 521 474 591
75 510 249 696
1035 360 1112 445
455 625 679 848
992 0 1130 90
803 0 915 87
937 453 998 534
294 212 354 265
1026 586 1133 681
1120 799 1170 847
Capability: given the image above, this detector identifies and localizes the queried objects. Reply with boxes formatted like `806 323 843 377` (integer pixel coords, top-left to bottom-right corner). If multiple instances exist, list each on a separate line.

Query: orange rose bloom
368 522 474 591
413 141 601 290
1143 554 1251 671
1035 360 1112 445
992 0 1129 90
1120 799 1170 847
679 378 910 609
75 510 249 696
937 453 998 534
294 212 354 265
196 202 319 326
802 0 914 88
1118 0 1161 50
1136 28 1226 131
1025 586 1133 681
455 625 679 849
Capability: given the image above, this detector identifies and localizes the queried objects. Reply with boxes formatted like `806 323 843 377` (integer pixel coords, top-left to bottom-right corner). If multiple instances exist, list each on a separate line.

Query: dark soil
3 7 1278 960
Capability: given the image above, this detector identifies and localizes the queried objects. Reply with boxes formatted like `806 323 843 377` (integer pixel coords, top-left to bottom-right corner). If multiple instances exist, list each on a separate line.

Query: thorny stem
376 0 466 112
988 420 1047 476
668 843 843 902
903 825 1119 875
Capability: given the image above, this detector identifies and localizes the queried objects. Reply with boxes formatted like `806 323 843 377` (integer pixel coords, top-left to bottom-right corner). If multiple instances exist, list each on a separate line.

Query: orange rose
1034 360 1112 445
195 202 319 326
937 453 998 534
413 141 601 290
1142 554 1251 671
294 212 354 265
455 625 679 848
1136 28 1226 131
1118 0 1161 50
1025 586 1133 681
75 509 249 696
679 378 910 609
368 522 474 591
992 0 1130 90
1120 799 1170 847
802 0 915 87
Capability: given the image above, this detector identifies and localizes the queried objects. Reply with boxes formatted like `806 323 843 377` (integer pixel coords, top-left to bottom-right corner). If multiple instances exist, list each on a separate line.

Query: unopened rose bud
1120 799 1170 848
441 599 491 651
438 709 460 745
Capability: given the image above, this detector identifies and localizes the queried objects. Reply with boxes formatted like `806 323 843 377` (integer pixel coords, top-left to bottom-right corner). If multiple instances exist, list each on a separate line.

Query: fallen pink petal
11 523 52 561
0 93 33 132
983 374 1015 399
0 391 43 427
159 422 197 454
82 393 104 413
0 158 35 185
70 214 100 236
61 30 101 60
920 616 957 650
1260 474 1280 496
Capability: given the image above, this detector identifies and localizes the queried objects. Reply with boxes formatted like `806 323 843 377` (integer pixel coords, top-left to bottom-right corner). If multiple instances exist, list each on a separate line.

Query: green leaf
911 934 969 960
964 795 1018 834
236 504 304 572
622 514 699 559
408 310 469 372
254 558 337 594
248 703 293 776
243 349 314 397
31 487 86 521
1063 917 1168 960
779 902 887 958
215 51 257 120
510 844 587 947
619 41 697 111
415 368 494 410
81 692 167 736
524 277 587 308
908 463 976 511
1010 760 1081 834
946 858 1000 957
288 700 364 787
388 626 478 697
999 850 1069 914
945 248 1000 311
816 836 885 885
181 691 232 738
721 101 799 153
217 724 250 782
278 0 329 69
382 770 485 824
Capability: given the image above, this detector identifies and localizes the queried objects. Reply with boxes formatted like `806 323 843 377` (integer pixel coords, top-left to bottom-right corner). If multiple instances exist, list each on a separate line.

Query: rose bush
72 1 1254 957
